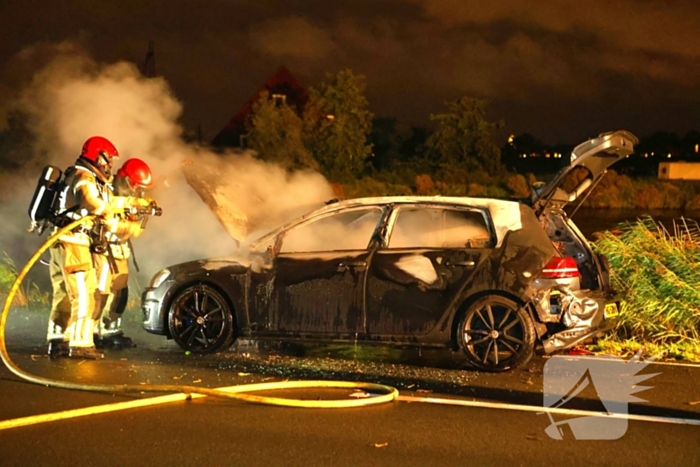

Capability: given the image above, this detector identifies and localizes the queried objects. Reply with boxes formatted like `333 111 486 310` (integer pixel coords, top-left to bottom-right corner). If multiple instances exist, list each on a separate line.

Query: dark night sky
1 0 699 145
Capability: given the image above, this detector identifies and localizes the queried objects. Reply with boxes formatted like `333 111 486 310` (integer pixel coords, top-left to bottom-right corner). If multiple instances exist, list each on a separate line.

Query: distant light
508 134 515 144
644 154 648 158
667 154 672 158
651 152 655 156
326 114 335 120
695 144 699 153
523 154 527 158
545 153 551 158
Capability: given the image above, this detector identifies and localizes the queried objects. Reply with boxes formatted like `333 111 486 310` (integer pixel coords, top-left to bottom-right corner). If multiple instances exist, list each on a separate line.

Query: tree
368 117 399 172
245 91 318 171
399 125 430 163
426 97 503 175
303 69 374 181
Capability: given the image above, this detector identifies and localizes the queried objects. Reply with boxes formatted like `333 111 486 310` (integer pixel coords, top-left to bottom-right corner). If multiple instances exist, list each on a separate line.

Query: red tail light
540 256 580 279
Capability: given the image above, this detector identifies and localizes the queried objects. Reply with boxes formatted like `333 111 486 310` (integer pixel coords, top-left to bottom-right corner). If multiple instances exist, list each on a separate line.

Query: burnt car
142 130 637 371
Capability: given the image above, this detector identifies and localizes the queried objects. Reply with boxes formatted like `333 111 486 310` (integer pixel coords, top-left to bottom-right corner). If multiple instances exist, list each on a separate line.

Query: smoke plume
0 41 334 290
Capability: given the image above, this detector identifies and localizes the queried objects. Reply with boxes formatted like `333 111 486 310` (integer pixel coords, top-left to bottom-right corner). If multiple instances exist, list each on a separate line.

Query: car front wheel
458 295 535 372
167 284 236 354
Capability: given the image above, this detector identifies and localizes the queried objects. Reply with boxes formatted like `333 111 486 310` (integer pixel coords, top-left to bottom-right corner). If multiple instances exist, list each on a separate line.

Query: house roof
211 65 309 148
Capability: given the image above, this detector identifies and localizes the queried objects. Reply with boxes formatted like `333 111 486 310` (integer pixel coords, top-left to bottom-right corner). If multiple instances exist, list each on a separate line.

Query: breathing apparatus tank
28 165 66 235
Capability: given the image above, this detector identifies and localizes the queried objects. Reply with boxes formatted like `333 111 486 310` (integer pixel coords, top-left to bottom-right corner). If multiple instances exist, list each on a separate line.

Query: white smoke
0 41 334 289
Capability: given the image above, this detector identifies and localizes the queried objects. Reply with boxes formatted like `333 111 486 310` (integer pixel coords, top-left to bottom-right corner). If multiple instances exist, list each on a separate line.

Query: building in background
211 66 309 149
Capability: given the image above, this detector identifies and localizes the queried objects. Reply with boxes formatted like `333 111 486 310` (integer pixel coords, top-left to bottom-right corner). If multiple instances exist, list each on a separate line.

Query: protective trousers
48 245 71 339
96 255 129 334
48 242 104 348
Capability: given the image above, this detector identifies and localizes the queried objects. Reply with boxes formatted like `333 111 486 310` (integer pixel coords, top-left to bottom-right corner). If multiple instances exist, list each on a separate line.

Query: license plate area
604 302 619 318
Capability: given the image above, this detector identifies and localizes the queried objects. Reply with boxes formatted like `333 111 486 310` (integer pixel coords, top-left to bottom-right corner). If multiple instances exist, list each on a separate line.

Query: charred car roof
248 196 524 249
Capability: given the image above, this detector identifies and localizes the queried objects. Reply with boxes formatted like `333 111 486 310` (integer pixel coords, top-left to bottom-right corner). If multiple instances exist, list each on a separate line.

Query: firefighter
95 158 157 348
46 136 122 358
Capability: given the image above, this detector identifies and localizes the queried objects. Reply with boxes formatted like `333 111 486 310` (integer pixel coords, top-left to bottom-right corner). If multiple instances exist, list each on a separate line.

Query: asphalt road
1 309 699 466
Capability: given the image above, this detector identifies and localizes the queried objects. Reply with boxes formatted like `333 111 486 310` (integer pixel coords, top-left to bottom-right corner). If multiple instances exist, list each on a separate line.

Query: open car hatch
533 130 638 217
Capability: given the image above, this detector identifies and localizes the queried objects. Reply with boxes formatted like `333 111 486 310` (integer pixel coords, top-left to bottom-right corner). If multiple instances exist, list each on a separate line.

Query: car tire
457 295 535 372
167 284 236 354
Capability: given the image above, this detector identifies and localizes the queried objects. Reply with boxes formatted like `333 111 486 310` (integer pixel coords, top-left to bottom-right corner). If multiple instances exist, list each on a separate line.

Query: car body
142 130 637 371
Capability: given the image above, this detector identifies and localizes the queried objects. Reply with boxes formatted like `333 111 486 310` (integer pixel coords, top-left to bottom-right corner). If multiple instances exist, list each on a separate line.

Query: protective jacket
55 159 146 248
55 158 115 247
104 175 150 260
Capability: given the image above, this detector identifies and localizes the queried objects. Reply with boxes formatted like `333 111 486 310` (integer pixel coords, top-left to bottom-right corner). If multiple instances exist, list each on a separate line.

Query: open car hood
180 153 332 245
532 130 638 216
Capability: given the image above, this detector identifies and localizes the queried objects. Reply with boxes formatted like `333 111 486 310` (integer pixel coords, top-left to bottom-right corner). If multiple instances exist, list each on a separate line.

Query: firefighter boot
46 322 69 357
95 317 135 349
68 318 105 359
47 339 69 358
68 346 105 359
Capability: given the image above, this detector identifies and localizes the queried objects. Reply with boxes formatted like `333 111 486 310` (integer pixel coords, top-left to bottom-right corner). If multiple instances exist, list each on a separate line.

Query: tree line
239 68 700 208
242 69 505 183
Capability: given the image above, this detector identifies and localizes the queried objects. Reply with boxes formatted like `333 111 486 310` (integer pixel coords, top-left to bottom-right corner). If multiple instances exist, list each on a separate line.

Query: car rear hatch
532 130 638 218
532 130 638 293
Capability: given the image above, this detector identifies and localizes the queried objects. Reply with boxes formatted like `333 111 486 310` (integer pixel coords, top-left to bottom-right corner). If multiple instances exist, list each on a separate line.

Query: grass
593 216 700 362
0 253 49 311
590 336 700 362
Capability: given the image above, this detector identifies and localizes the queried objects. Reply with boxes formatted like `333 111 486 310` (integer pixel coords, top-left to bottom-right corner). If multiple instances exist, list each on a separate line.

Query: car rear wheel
458 295 535 372
167 284 236 354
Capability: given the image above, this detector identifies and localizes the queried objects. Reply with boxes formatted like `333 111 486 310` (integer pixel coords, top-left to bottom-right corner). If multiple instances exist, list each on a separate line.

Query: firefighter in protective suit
95 158 156 348
47 136 119 359
46 136 151 359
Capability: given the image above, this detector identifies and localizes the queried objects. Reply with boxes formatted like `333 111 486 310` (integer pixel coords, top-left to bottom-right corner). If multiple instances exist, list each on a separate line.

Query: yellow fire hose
0 216 398 416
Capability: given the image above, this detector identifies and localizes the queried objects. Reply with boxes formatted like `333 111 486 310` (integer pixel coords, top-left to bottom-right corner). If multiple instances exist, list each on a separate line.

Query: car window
388 207 492 249
279 207 382 253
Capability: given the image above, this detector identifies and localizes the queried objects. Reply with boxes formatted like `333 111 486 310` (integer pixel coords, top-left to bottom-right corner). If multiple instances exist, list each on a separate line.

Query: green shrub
506 174 530 198
0 253 49 309
415 174 436 195
594 217 700 347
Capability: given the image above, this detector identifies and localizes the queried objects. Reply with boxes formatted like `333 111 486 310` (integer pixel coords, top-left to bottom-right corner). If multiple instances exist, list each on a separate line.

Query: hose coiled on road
0 216 398 409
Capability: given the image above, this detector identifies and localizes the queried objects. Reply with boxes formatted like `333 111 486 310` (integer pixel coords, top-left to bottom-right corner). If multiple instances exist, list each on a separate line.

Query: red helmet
117 158 153 188
81 136 119 178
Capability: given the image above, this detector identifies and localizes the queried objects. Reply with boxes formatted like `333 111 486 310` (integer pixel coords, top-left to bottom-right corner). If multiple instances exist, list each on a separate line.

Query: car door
267 205 384 336
364 204 495 338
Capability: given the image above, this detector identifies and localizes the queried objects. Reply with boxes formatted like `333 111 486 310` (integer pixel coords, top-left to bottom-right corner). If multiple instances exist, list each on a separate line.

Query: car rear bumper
540 293 619 354
541 316 618 354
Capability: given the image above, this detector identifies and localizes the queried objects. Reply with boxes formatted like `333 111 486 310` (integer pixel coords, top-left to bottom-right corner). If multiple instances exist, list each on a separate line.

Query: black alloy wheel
167 284 236 354
458 295 535 371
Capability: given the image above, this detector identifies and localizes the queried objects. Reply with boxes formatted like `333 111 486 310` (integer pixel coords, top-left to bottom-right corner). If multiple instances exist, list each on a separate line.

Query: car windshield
279 207 382 253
